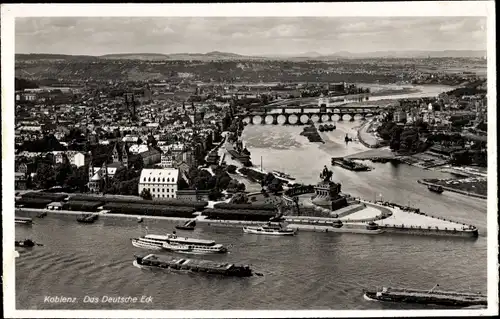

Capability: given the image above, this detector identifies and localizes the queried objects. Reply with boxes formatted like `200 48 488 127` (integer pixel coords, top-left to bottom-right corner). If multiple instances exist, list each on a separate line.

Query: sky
15 17 487 56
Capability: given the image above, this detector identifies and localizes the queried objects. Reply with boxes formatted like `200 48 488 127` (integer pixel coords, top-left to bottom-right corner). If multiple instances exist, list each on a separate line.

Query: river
14 84 488 311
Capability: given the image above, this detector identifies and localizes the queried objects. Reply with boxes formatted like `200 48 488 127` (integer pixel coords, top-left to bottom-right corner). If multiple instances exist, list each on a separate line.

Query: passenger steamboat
364 286 487 307
243 222 296 236
133 254 259 277
272 170 296 181
131 233 228 254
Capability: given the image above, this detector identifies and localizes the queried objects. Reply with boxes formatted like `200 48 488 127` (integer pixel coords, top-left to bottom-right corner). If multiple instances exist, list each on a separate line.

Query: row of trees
376 121 428 153
31 158 88 192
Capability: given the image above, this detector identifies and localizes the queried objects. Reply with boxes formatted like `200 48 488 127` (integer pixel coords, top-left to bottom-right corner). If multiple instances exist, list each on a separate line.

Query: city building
138 168 179 199
393 110 407 123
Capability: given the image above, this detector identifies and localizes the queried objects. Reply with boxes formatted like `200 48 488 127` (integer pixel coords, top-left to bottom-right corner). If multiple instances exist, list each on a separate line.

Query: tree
267 178 283 194
55 162 73 186
131 155 144 170
33 163 56 189
226 179 240 192
226 164 237 174
208 188 223 201
237 183 246 192
140 188 152 200
230 192 248 204
264 172 275 186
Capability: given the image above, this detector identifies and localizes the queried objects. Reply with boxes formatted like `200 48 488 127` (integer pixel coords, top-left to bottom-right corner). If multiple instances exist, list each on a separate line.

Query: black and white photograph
1 2 497 318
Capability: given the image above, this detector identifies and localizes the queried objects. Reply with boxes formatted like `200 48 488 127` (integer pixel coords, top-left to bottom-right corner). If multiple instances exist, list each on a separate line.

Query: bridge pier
349 114 355 122
338 114 344 121
272 114 279 125
260 115 266 125
327 114 333 122
283 114 290 125
248 116 254 125
317 113 323 123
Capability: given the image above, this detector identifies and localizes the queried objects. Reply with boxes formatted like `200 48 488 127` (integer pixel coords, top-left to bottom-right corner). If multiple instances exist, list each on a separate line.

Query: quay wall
379 225 479 238
16 209 478 238
417 180 487 200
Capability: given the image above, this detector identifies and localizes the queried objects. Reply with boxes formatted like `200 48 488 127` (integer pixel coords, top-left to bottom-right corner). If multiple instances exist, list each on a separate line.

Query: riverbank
417 179 487 199
14 201 478 238
357 119 383 148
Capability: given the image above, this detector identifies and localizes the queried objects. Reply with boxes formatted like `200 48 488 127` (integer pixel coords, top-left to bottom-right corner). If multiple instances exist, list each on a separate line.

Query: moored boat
132 233 228 254
133 254 259 277
15 239 36 247
175 219 196 230
331 220 343 228
366 221 379 231
272 170 296 181
77 213 99 223
243 222 296 236
364 286 487 307
428 184 444 193
15 217 33 225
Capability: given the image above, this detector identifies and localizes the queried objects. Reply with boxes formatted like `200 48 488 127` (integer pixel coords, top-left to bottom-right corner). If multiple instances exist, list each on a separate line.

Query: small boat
77 213 99 223
428 184 444 194
364 286 487 307
243 222 296 236
37 212 47 218
15 239 42 247
15 217 33 225
137 217 143 223
366 221 379 231
175 219 196 230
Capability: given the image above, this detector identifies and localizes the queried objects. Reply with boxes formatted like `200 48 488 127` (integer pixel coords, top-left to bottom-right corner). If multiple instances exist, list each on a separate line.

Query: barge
331 158 371 171
15 217 33 225
133 254 259 277
364 286 487 307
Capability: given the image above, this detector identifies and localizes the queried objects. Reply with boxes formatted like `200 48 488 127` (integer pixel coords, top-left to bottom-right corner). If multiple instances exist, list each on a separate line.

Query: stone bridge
238 106 382 125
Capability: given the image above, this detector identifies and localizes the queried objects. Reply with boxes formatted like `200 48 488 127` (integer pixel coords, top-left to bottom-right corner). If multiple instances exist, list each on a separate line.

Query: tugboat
77 213 99 223
364 285 487 307
428 184 444 194
133 254 261 277
243 222 296 236
175 219 196 231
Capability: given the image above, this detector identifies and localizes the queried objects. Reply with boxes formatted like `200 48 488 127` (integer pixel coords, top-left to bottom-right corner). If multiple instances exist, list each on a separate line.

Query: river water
15 85 488 311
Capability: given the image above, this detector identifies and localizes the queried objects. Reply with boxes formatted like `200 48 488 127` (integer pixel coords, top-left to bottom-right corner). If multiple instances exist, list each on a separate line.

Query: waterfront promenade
357 119 383 148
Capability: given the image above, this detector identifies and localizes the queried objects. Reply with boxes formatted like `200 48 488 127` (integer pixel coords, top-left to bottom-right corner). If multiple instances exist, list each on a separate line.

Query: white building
138 168 179 199
71 152 89 168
